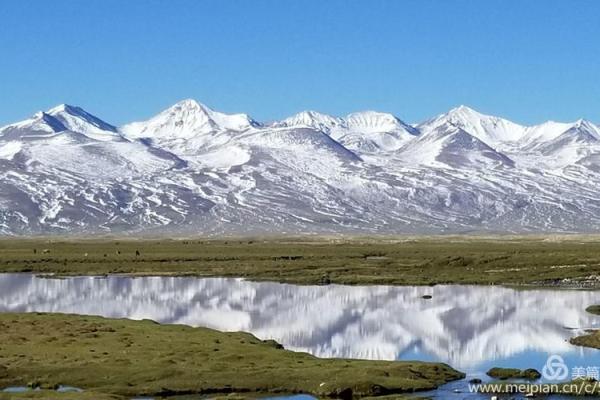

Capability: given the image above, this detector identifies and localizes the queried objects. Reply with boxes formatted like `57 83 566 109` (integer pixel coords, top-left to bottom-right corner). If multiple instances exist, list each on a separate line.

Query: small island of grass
570 304 600 349
571 329 600 349
486 367 541 380
585 305 600 316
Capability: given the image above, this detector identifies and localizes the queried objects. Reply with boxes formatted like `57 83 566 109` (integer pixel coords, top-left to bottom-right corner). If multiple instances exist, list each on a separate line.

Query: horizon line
2 99 599 129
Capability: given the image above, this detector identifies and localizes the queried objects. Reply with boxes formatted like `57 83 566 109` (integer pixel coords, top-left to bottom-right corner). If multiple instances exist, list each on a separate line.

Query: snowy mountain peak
163 99 217 127
444 105 492 123
46 104 119 139
173 99 258 129
574 119 599 132
328 111 418 153
174 98 204 109
168 99 220 117
559 119 600 142
521 119 600 150
275 110 343 132
121 99 258 140
419 106 526 147
399 121 514 168
448 105 481 116
345 111 417 135
47 103 81 115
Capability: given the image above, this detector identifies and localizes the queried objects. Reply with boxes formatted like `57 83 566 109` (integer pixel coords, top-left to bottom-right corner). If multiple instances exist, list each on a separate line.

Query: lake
1 273 600 398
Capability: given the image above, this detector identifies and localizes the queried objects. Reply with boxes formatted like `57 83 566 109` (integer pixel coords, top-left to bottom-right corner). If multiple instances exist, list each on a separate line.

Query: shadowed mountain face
1 274 599 372
1 100 600 235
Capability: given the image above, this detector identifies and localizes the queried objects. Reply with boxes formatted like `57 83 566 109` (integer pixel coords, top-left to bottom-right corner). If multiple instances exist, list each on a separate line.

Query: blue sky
1 0 599 126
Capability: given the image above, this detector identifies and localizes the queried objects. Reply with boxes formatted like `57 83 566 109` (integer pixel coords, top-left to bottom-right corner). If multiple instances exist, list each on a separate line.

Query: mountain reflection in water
1 273 599 372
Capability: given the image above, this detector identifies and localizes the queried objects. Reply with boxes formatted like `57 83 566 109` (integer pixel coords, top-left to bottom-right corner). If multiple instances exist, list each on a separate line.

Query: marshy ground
4 236 600 399
2 235 600 286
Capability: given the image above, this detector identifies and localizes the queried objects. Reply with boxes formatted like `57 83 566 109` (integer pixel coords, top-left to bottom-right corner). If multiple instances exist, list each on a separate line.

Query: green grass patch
0 313 463 399
486 367 541 380
2 236 600 286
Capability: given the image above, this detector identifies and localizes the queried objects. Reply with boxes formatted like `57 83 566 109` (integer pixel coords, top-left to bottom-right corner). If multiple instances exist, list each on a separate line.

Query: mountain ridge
1 100 600 235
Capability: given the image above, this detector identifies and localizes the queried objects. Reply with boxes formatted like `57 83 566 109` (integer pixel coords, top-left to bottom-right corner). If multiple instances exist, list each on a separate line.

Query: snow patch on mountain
200 146 252 169
0 141 22 160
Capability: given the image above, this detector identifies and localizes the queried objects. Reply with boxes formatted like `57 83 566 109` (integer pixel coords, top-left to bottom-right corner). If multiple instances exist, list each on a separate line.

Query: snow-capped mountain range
1 99 600 235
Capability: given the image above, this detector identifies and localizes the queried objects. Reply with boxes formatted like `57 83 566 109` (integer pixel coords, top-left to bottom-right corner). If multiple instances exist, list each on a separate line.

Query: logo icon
542 354 569 381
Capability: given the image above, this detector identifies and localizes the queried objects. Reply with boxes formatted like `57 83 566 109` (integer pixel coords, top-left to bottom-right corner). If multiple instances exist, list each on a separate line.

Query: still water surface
1 274 600 398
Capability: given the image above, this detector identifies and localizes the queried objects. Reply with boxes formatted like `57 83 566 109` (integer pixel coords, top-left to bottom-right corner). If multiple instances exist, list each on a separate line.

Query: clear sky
1 0 599 127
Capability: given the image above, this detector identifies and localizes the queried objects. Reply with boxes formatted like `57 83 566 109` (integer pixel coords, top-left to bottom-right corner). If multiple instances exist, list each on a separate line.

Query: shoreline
21 271 600 291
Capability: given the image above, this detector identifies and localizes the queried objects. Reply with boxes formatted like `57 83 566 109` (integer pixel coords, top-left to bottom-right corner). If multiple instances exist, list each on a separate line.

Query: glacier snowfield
1 100 600 235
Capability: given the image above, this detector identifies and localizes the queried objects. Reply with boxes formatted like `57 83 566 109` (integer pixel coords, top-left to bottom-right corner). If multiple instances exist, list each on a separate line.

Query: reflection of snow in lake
1 273 600 373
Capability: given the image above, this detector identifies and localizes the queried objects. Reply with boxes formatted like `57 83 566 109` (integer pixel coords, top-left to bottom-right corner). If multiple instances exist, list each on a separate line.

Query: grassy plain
1 236 600 286
0 313 462 399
